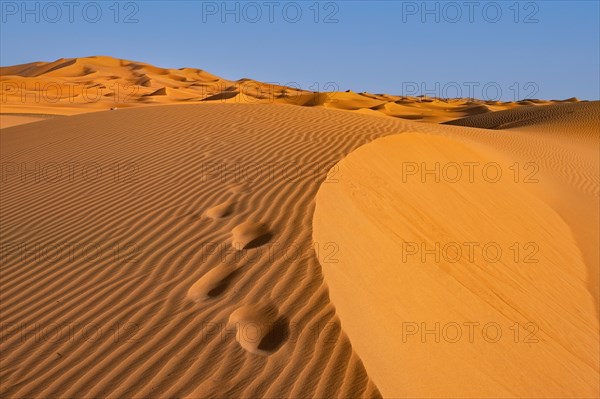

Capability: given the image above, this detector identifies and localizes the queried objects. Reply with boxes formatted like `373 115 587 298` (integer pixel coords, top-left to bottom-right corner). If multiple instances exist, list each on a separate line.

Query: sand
1 103 409 398
1 57 598 398
313 102 599 398
1 56 567 128
0 114 59 129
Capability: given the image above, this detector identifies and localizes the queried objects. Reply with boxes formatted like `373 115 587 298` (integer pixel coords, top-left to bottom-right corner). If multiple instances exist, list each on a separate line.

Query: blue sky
1 0 599 100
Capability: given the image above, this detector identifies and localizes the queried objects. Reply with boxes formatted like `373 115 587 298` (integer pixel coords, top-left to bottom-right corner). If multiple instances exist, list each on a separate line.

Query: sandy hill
1 58 598 398
0 56 576 127
313 101 599 398
1 103 412 399
445 100 598 134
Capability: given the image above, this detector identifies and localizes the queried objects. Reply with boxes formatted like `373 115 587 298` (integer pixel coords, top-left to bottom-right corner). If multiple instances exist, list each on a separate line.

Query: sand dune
1 57 598 398
1 56 575 126
1 103 420 398
440 101 600 325
446 100 598 135
313 102 599 398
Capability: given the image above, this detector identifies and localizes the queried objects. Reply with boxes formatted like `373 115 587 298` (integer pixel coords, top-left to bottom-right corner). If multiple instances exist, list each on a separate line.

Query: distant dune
445 100 598 134
0 56 579 126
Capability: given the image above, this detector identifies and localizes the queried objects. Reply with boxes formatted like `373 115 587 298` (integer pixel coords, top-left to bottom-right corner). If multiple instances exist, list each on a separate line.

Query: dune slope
313 103 599 397
2 94 597 398
0 103 433 399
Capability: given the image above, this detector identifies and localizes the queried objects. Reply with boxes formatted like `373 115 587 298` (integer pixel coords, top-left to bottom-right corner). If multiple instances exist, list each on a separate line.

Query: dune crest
1 56 575 125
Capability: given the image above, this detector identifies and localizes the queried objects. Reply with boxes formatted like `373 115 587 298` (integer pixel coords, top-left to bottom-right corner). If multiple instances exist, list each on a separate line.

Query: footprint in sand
228 303 289 356
186 264 238 302
204 200 235 219
231 221 272 249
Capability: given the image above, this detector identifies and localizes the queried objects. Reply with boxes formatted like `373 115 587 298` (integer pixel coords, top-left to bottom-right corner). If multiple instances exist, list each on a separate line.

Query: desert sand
313 102 599 397
0 56 567 125
1 57 598 398
0 114 58 129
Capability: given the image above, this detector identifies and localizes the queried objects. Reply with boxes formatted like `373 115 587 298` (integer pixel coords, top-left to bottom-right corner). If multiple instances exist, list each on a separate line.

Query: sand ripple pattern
0 103 426 399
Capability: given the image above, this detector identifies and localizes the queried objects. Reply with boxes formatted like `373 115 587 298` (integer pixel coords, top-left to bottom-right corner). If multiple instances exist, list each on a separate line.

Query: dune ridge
445 100 599 135
1 56 578 125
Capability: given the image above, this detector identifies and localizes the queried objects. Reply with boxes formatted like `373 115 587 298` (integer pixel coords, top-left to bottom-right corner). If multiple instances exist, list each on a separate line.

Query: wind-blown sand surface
1 56 598 398
313 102 599 398
2 103 411 398
0 114 58 129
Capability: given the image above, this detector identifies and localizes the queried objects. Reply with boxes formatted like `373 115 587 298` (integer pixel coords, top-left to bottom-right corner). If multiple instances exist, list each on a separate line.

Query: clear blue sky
1 1 599 100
